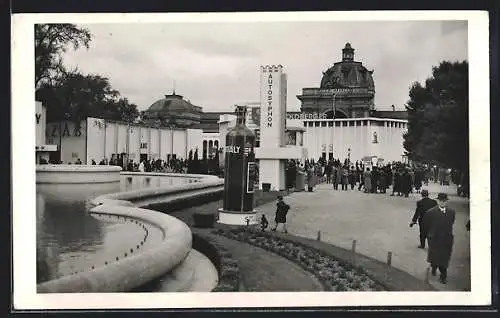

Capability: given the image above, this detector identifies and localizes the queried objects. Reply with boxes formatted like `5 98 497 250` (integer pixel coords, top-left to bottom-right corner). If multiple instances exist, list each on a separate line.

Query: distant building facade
44 43 408 166
199 43 409 165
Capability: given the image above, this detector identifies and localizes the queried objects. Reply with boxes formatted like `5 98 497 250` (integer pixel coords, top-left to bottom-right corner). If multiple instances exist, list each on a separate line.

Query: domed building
142 91 203 128
297 43 376 118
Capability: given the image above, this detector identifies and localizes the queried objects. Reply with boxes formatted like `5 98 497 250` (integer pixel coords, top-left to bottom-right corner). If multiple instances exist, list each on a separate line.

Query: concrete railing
36 165 122 184
93 173 224 208
37 203 192 293
120 171 220 181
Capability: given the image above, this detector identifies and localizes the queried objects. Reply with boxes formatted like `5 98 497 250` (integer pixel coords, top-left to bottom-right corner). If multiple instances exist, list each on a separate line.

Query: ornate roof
146 93 202 114
320 43 375 91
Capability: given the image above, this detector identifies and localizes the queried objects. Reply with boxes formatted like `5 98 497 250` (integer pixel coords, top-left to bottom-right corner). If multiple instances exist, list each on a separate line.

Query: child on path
271 195 290 233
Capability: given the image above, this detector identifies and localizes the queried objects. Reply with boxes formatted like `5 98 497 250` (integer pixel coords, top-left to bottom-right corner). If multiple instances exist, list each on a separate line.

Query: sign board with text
259 65 286 148
302 87 373 96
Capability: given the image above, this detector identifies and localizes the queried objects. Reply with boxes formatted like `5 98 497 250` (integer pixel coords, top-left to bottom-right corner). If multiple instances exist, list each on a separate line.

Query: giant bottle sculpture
218 105 257 225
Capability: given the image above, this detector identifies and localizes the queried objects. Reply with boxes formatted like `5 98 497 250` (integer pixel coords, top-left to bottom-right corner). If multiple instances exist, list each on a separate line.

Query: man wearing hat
410 189 437 248
423 193 456 284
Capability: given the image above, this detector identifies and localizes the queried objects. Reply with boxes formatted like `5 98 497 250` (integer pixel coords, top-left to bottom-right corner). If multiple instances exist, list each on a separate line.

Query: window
315 121 320 127
321 121 327 127
328 121 333 127
363 121 367 126
349 121 354 127
343 121 348 127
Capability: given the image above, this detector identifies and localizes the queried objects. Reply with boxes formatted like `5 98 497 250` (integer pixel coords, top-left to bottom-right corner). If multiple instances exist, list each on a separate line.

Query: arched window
208 140 213 157
203 140 208 159
325 110 348 119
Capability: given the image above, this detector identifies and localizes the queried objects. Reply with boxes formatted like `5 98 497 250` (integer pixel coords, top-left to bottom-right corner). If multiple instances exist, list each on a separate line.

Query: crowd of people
92 157 191 173
42 152 222 175
285 157 468 197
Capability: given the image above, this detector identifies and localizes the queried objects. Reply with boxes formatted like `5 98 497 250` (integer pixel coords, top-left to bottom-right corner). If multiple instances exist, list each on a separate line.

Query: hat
437 193 448 201
421 189 429 197
277 195 283 200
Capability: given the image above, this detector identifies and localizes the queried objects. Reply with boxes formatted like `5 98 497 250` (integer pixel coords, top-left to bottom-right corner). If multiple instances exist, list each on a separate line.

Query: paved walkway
258 182 470 291
202 231 324 292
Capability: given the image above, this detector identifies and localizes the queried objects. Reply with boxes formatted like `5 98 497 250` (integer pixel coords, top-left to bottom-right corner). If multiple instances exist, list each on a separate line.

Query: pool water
36 175 194 283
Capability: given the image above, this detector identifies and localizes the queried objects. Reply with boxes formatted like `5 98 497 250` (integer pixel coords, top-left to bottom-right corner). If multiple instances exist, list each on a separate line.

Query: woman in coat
341 166 349 190
348 167 356 190
335 165 342 189
307 167 317 192
379 169 387 193
363 167 372 193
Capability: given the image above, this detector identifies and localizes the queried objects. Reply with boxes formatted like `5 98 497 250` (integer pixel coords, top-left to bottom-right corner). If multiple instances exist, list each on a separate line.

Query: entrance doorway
49 150 60 164
140 154 148 163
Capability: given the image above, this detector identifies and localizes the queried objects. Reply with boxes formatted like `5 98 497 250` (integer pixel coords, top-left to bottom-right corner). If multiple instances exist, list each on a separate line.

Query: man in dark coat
410 189 437 248
400 169 413 197
423 193 455 284
271 195 290 233
391 169 401 196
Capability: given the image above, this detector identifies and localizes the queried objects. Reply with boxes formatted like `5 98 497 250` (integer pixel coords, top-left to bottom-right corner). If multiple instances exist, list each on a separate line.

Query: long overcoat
363 171 372 192
307 169 317 187
423 206 456 267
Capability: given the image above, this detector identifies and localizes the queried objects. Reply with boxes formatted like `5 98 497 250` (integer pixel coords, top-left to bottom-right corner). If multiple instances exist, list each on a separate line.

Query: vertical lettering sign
260 65 284 148
246 162 256 193
266 73 273 128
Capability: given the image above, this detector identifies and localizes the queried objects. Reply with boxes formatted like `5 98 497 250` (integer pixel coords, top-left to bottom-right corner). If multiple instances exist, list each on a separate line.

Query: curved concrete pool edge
37 172 224 293
36 165 122 184
37 204 192 293
92 173 224 207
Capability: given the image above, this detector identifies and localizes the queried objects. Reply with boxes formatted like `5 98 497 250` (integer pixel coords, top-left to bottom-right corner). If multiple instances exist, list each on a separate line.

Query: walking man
409 189 437 248
271 195 290 233
423 193 455 284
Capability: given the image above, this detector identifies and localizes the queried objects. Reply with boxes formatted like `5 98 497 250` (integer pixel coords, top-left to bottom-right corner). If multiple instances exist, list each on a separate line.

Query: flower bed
211 245 241 292
212 228 385 291
192 234 241 292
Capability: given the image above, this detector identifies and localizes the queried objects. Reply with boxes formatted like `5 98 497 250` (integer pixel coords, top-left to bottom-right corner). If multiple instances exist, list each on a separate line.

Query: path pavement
257 182 470 291
202 232 324 292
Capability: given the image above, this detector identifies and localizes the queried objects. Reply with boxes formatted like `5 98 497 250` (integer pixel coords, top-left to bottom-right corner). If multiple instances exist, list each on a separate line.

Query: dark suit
423 205 456 280
412 197 438 247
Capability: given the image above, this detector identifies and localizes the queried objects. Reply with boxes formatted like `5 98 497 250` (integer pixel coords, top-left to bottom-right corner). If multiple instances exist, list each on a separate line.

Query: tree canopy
35 24 91 88
36 71 139 124
403 61 468 172
35 24 140 124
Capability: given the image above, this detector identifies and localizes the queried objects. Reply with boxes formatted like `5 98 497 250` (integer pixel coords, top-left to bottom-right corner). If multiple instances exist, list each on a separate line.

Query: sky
62 20 468 113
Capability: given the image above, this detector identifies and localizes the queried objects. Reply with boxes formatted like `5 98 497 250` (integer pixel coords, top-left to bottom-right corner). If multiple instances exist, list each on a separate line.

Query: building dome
144 92 202 128
320 43 375 91
147 93 199 113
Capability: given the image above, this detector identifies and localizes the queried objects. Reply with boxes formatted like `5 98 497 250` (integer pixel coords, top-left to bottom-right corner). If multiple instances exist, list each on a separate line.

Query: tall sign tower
255 65 288 191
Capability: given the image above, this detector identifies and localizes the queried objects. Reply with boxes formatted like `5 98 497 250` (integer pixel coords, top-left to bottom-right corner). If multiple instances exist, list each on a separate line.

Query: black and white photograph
11 11 491 309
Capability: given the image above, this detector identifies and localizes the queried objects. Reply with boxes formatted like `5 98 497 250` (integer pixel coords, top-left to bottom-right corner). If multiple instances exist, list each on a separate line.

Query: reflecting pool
36 175 196 283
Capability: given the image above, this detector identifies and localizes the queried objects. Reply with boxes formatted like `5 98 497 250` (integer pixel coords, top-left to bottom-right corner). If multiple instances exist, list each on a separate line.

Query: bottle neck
236 112 246 125
236 116 245 125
